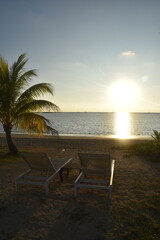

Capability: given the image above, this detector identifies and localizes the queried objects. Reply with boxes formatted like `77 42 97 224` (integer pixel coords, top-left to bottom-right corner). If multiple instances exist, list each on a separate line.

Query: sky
1 0 160 112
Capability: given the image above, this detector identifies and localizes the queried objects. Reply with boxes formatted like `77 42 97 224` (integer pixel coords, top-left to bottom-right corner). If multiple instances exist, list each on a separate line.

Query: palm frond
15 99 59 116
0 58 10 111
0 58 9 84
10 53 28 77
15 112 58 135
11 70 38 102
151 129 160 142
16 69 38 86
10 54 37 95
15 97 34 113
17 83 54 101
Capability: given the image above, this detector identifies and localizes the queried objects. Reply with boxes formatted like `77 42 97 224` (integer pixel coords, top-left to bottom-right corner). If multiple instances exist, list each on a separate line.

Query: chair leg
109 188 112 200
15 183 19 192
45 185 49 195
59 169 63 182
66 168 70 176
74 185 77 198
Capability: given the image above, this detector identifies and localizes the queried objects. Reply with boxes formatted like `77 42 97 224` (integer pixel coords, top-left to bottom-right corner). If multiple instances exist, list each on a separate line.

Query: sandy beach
0 134 160 240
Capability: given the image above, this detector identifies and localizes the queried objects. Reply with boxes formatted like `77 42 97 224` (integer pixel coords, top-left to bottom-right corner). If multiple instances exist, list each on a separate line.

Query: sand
0 134 159 240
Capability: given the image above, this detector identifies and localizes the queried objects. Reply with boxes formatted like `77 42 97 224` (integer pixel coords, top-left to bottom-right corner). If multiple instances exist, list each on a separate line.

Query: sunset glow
107 80 140 111
114 112 130 138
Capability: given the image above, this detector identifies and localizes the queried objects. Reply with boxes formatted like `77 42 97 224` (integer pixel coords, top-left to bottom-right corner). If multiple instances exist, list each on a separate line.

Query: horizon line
41 111 160 113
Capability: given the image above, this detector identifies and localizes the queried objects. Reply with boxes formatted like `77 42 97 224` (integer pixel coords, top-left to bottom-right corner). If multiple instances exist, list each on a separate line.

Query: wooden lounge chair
74 153 115 199
15 152 72 194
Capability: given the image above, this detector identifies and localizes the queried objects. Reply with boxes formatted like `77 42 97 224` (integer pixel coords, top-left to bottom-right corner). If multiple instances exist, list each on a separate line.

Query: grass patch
113 141 160 162
0 146 23 166
0 154 22 166
134 142 160 162
123 152 133 158
111 194 160 240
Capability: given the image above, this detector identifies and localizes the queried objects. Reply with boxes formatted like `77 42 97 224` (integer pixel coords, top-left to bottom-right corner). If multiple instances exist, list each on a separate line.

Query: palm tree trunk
3 124 18 155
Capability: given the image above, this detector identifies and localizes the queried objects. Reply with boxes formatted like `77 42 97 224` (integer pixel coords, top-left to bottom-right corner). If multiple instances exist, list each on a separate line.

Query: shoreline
0 133 153 151
0 132 152 140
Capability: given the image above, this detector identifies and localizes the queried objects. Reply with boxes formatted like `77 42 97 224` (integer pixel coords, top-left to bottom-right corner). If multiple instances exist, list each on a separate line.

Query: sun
107 80 139 111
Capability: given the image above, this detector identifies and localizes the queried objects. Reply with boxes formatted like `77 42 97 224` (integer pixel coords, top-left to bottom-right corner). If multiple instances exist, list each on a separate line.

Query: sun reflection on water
114 112 131 138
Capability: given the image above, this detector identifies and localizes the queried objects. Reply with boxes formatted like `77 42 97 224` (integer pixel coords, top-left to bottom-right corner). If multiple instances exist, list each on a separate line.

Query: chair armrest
15 169 31 181
110 159 115 186
74 171 83 184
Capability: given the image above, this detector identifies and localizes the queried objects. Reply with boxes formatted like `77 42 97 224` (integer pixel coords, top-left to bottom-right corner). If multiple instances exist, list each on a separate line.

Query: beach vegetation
133 139 160 162
151 129 160 142
151 129 160 148
0 53 59 155
113 140 160 162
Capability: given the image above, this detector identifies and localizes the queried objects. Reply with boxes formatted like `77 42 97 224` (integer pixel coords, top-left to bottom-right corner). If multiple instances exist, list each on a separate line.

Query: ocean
42 112 160 138
1 112 160 138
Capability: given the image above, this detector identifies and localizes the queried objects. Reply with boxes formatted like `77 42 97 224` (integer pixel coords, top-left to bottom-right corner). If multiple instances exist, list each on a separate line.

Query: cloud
121 51 135 57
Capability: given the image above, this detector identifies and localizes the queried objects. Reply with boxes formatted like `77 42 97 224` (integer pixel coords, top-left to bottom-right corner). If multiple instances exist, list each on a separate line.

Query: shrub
134 141 160 162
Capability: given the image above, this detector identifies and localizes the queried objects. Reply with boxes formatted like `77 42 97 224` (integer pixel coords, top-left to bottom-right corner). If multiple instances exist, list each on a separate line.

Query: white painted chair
74 153 115 199
15 152 72 194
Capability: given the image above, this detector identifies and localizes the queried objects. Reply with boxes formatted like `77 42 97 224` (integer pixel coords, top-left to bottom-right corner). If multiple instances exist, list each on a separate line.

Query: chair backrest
20 152 55 171
78 153 111 176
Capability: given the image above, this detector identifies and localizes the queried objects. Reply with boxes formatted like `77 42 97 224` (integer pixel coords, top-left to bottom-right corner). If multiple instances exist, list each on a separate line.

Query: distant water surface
0 112 160 138
42 112 160 138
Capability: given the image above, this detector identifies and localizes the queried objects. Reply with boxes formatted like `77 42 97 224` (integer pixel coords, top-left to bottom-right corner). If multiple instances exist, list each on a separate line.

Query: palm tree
0 53 59 155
